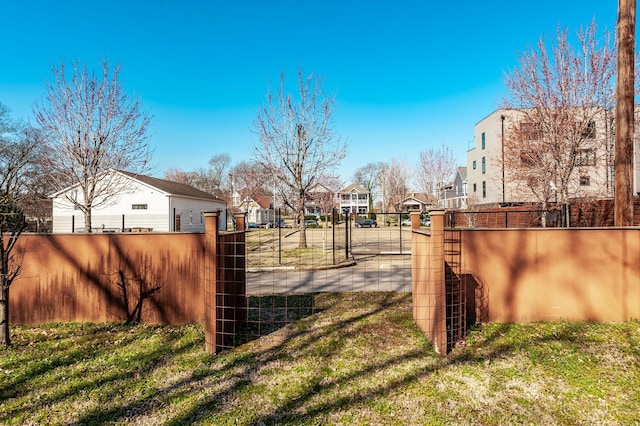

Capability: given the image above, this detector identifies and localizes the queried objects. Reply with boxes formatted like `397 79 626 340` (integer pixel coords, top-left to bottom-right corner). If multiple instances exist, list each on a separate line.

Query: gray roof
119 170 226 203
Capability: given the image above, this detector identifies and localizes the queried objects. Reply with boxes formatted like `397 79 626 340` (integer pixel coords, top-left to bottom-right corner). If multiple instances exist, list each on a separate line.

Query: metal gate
223 210 418 349
444 213 466 353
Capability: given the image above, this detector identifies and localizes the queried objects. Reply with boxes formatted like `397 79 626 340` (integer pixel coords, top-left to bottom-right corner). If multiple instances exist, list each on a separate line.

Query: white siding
51 172 227 233
170 197 227 232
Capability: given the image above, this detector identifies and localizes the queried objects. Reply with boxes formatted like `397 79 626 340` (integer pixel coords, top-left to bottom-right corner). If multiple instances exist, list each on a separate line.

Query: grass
245 228 351 269
2 292 639 425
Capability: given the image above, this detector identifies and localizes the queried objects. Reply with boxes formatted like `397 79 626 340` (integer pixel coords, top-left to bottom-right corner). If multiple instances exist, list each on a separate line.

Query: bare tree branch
353 162 383 212
252 69 346 248
34 60 153 232
415 143 458 203
500 21 615 224
0 103 39 346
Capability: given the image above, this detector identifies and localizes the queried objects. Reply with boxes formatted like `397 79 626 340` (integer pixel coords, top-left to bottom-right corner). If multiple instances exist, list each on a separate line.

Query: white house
338 183 370 215
231 190 272 226
305 183 336 218
51 169 227 233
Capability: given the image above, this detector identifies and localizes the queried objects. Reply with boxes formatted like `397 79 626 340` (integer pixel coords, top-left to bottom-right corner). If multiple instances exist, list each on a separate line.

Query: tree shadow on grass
5 293 625 425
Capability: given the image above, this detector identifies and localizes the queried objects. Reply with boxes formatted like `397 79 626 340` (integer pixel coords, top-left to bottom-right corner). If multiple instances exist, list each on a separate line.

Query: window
132 204 148 210
472 160 477 170
577 149 596 166
482 181 486 198
582 121 596 139
473 183 477 192
579 175 591 186
481 157 486 174
520 122 542 140
481 132 486 149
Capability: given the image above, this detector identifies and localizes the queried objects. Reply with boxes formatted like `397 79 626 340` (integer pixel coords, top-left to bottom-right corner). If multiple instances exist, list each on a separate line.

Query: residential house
338 184 370 215
305 183 336 218
439 167 468 209
400 192 436 212
231 190 272 225
51 169 227 233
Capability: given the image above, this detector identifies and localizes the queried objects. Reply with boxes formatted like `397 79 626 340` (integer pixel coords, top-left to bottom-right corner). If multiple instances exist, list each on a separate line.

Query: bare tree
501 21 616 225
230 160 270 199
207 153 232 193
253 70 346 248
228 160 271 218
353 162 383 213
309 173 343 225
163 167 192 185
34 60 153 232
180 154 233 196
462 193 481 228
415 143 458 204
0 104 42 346
380 159 409 213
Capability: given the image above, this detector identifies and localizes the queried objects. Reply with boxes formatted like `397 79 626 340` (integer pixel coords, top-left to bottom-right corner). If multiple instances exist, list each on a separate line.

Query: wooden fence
9 211 246 353
412 209 640 355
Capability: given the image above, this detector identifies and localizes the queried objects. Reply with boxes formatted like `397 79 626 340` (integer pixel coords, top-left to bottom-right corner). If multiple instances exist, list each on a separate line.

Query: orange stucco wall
413 225 640 333
461 228 640 322
10 232 207 325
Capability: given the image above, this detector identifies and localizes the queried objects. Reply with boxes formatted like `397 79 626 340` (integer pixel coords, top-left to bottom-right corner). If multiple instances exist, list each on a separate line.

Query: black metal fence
229 209 416 346
446 205 570 229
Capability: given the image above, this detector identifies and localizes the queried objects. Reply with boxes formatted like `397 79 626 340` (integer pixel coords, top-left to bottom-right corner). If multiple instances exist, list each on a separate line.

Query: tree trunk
84 209 92 233
0 287 10 346
615 0 636 226
297 197 307 249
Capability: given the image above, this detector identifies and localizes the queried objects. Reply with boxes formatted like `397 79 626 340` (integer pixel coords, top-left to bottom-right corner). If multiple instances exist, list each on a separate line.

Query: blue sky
0 1 618 184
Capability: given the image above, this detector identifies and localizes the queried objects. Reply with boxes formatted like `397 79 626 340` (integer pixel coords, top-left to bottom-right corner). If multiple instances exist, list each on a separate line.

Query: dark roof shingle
119 170 225 202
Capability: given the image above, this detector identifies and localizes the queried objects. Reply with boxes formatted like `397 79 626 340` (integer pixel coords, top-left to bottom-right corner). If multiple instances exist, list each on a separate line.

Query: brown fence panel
413 224 640 355
11 232 207 325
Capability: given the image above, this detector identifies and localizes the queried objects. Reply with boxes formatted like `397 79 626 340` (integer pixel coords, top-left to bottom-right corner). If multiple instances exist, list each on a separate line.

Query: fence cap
203 210 220 217
429 208 445 216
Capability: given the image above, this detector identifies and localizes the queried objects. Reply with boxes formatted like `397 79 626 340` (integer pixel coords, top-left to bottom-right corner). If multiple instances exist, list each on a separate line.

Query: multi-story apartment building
467 108 620 206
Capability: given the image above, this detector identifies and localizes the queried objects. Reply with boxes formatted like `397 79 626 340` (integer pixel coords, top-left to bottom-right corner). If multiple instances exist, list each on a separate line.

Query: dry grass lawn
1 292 639 425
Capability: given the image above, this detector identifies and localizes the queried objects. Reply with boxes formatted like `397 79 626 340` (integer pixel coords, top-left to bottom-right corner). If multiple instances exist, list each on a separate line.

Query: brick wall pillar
234 212 246 231
410 210 421 229
203 211 219 354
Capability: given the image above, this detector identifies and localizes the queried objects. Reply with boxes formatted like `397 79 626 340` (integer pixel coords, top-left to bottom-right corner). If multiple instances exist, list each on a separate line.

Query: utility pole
615 0 636 226
501 114 506 206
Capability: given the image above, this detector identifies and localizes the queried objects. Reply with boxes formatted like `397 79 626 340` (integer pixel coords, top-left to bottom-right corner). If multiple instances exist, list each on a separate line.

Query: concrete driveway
246 253 412 294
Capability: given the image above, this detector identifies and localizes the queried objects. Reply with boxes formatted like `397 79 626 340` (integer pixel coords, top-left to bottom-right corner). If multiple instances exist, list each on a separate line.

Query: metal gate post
345 212 350 259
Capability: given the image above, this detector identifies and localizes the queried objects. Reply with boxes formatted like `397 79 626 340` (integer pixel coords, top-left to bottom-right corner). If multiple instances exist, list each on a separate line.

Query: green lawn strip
1 295 638 425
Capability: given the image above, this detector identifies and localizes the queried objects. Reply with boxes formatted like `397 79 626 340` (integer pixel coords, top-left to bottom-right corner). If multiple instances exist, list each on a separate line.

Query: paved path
246 254 412 294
